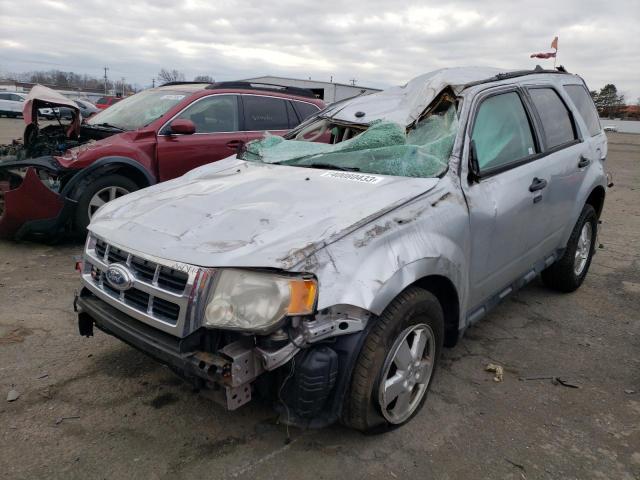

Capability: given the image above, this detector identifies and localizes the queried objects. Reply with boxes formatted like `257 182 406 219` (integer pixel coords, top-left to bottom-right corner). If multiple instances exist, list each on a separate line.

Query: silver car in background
75 66 607 432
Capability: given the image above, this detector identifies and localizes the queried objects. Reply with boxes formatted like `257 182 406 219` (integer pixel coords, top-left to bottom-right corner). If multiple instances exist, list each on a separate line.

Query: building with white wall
242 76 381 104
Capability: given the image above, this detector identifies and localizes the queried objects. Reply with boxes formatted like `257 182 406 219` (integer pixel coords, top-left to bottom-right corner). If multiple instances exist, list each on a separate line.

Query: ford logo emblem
105 263 134 291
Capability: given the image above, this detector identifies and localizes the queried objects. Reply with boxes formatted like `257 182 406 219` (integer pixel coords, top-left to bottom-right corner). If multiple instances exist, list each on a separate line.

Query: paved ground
0 133 638 479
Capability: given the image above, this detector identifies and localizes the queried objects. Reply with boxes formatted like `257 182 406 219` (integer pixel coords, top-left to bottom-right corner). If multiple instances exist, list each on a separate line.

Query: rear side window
564 85 601 137
286 101 300 128
242 96 289 131
471 92 536 172
292 101 320 122
96 97 107 105
0 93 10 100
176 95 238 133
528 88 576 149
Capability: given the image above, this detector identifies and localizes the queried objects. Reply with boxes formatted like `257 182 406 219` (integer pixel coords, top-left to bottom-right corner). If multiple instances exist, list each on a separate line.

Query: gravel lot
0 130 639 479
0 116 60 145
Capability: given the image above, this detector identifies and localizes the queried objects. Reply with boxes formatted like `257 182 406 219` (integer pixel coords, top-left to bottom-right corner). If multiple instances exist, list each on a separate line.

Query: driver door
156 94 247 181
462 88 550 308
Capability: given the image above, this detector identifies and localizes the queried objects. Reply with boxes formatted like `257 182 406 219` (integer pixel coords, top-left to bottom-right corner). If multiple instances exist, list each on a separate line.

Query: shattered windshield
240 99 457 179
86 90 187 130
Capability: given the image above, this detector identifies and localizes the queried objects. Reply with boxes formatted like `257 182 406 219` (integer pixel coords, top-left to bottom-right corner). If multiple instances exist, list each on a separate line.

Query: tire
342 286 444 433
74 174 138 235
541 204 597 292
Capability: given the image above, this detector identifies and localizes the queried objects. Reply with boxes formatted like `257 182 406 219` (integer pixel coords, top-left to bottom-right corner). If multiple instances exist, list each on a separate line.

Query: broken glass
242 102 457 179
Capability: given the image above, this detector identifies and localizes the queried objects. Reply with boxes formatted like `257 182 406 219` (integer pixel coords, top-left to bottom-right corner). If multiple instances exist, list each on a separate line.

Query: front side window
564 85 601 137
528 88 576 149
175 95 238 133
471 91 536 172
242 96 289 131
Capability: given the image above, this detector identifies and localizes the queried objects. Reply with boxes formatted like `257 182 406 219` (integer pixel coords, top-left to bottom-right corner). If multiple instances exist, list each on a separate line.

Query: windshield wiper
302 163 361 172
86 122 124 131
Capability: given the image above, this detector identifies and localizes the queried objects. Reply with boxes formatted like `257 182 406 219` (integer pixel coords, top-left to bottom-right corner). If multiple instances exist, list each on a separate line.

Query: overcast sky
1 0 638 99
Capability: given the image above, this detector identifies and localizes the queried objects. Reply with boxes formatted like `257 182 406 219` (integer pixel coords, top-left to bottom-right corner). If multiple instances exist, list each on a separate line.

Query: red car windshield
86 90 188 130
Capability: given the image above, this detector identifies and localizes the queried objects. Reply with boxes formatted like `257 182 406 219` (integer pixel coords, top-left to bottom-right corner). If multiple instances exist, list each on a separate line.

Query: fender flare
61 156 156 200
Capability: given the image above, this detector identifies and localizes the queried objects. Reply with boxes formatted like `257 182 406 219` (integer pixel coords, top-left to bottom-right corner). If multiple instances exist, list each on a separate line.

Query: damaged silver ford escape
75 67 607 432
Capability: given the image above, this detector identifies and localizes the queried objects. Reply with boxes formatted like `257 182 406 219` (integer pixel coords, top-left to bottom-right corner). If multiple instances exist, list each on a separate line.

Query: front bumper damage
0 157 77 239
75 287 371 426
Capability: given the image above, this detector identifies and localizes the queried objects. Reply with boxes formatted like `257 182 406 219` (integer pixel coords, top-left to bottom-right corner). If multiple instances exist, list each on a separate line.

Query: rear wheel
74 174 138 235
541 204 597 292
342 287 444 433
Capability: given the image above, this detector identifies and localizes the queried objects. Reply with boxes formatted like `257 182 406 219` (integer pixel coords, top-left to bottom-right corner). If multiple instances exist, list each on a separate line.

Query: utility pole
121 77 125 97
103 66 109 95
349 78 357 86
152 78 155 88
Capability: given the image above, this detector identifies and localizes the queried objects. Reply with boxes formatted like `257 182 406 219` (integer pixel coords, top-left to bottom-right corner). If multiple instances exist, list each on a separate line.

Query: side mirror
169 119 196 135
468 139 481 182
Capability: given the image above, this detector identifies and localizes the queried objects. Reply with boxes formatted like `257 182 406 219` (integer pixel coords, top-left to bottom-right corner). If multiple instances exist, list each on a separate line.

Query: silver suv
75 67 607 432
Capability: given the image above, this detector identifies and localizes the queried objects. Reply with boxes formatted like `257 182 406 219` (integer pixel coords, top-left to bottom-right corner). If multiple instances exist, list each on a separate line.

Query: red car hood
55 129 156 169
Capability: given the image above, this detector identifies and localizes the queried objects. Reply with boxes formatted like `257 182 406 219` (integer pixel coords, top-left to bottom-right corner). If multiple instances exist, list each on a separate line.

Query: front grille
85 238 196 329
158 267 189 292
95 239 189 293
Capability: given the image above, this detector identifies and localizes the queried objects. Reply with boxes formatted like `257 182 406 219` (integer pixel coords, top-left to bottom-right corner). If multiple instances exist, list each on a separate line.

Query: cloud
0 0 638 99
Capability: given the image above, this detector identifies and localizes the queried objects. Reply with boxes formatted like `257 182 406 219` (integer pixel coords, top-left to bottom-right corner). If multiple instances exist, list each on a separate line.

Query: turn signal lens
288 279 317 315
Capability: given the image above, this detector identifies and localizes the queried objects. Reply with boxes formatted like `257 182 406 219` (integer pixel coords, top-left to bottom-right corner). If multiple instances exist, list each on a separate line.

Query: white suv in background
0 91 27 118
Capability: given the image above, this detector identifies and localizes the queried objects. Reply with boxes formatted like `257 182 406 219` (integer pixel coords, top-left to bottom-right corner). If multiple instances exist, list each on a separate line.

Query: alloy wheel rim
379 323 435 424
88 186 129 219
574 222 592 276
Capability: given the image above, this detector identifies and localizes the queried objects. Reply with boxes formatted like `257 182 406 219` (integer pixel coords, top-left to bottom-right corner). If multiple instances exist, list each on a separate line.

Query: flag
551 36 558 50
530 52 557 59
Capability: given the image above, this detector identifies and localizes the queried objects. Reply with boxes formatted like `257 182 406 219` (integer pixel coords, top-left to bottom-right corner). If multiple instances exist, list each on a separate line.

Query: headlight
203 269 317 332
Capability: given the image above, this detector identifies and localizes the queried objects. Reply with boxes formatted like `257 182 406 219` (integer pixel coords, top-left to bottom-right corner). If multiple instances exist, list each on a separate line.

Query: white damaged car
76 66 607 432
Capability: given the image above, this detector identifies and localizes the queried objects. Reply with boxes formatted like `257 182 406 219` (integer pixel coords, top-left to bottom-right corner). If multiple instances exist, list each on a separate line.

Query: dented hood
23 84 81 136
89 157 439 268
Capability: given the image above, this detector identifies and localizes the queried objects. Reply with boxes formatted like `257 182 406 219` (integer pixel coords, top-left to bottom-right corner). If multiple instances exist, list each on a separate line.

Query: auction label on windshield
320 171 383 184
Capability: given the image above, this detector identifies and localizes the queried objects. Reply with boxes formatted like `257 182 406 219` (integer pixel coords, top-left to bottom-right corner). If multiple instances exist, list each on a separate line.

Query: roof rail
205 81 317 99
464 65 572 89
160 81 213 86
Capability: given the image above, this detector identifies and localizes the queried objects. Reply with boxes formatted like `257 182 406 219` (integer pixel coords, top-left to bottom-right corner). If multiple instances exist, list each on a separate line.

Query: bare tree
193 75 214 83
157 69 185 84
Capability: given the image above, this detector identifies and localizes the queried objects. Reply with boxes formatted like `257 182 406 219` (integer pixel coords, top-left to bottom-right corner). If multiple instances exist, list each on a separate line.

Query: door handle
226 140 244 148
529 177 547 192
578 155 591 168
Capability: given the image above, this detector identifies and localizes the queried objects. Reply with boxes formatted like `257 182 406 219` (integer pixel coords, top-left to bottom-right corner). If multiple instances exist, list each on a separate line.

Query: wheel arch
412 275 460 347
585 185 605 219
62 156 155 200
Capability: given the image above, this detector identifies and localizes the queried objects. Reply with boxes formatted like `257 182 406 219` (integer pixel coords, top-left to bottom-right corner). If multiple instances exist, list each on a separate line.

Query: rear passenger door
240 95 296 143
463 88 551 308
523 86 585 247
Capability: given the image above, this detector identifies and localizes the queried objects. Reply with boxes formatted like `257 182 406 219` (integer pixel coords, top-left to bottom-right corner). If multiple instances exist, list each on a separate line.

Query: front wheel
541 204 597 292
74 174 138 235
342 287 444 433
